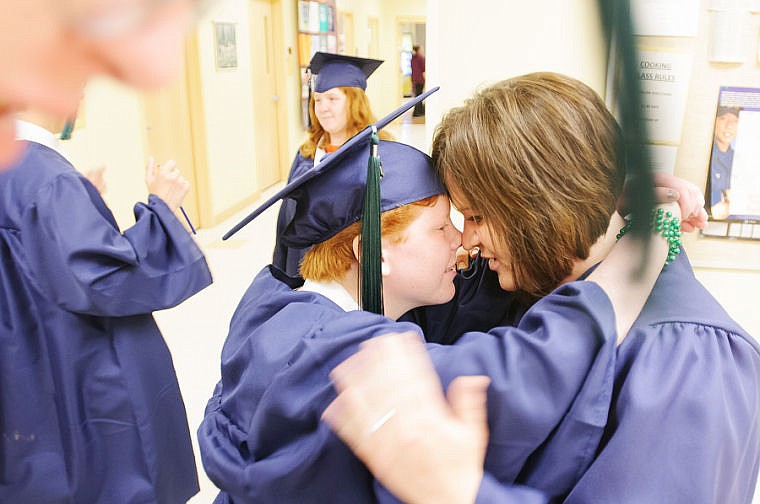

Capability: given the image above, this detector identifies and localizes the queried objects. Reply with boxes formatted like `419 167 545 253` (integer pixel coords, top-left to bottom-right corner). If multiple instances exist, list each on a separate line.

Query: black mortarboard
309 52 384 92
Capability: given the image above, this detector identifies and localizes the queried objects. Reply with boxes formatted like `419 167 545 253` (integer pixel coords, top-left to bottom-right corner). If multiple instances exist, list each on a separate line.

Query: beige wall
64 78 150 229
427 0 607 150
196 0 259 220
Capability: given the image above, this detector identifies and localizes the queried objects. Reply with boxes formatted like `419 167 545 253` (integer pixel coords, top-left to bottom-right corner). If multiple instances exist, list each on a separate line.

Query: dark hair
716 106 741 118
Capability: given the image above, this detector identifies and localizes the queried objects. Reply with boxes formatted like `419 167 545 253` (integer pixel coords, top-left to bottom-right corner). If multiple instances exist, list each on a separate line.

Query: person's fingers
695 208 708 229
446 376 490 429
162 159 178 174
654 187 679 204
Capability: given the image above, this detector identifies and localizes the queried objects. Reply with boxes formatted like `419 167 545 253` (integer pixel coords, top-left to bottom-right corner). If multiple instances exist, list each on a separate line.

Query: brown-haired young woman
324 72 759 504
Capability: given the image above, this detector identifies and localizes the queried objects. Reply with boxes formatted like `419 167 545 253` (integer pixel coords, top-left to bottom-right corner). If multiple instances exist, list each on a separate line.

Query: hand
618 173 708 232
323 332 489 504
83 164 107 195
653 173 707 232
145 156 189 212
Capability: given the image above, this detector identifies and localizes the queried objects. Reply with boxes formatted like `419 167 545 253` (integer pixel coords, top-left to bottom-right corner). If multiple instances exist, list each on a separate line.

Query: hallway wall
426 0 607 150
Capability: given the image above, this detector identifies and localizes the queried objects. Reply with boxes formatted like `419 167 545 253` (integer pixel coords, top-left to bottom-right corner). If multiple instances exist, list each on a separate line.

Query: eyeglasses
60 0 212 40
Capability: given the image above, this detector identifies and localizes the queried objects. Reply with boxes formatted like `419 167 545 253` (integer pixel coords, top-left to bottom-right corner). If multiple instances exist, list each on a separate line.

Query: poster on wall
702 86 760 241
637 49 694 145
605 47 693 172
214 22 238 70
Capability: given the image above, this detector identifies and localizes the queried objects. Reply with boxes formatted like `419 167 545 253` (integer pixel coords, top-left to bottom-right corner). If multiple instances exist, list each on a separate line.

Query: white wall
196 0 259 219
426 0 607 149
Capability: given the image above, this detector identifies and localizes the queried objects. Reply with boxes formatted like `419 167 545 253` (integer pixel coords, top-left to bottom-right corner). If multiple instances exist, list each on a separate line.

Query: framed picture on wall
214 22 238 70
702 86 760 240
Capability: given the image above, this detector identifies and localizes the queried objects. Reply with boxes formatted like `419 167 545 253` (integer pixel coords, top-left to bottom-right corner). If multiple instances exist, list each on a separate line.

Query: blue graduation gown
0 142 213 503
198 265 618 503
272 152 314 277
513 251 760 503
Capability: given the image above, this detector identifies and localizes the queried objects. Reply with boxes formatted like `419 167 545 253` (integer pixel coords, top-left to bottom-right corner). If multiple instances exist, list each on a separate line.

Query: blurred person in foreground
0 0 202 169
1 114 212 501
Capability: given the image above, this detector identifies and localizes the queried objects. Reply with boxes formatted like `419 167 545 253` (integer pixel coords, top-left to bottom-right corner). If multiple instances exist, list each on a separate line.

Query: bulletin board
296 0 338 129
701 86 760 241
624 0 760 270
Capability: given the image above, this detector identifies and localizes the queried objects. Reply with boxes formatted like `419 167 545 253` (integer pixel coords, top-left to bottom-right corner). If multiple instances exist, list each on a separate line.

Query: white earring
381 261 390 276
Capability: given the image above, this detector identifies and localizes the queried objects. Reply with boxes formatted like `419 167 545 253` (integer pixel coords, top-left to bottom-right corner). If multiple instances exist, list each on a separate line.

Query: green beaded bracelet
616 207 682 266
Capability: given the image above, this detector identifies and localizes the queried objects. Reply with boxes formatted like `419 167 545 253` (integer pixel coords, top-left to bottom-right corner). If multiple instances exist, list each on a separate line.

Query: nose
461 221 479 250
449 226 462 250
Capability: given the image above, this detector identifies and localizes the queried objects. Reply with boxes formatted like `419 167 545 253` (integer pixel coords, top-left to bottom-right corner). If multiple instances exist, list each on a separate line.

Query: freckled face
382 195 462 314
313 88 349 142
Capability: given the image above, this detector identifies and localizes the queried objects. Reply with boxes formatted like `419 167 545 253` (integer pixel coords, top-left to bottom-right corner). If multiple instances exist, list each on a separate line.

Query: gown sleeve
20 171 212 316
475 474 548 504
373 473 549 504
426 280 617 484
272 152 313 277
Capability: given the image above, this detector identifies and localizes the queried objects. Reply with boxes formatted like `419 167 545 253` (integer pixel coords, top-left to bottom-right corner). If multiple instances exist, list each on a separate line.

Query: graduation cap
308 52 384 93
224 86 441 314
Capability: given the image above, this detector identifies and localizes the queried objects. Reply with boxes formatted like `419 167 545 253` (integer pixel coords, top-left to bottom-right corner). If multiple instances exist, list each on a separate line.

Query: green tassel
59 118 75 140
598 0 655 273
361 129 384 315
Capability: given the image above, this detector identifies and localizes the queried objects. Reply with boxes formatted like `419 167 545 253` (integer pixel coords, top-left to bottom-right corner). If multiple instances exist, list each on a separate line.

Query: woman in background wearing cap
273 52 389 278
199 98 680 504
323 73 759 504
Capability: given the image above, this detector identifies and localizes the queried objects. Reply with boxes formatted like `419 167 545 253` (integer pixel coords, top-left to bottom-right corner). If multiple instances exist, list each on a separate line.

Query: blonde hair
300 196 439 281
300 87 392 159
432 72 624 297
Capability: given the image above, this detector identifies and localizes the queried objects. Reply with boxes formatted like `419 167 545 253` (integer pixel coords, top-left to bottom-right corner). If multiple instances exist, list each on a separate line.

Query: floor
156 117 427 503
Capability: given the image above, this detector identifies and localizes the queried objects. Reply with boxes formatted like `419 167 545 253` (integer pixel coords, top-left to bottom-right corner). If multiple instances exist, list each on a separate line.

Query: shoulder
636 252 746 333
0 142 85 213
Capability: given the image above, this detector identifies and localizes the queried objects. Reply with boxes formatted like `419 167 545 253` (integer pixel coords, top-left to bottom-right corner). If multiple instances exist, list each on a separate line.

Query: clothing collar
14 120 70 162
314 145 327 165
300 279 359 312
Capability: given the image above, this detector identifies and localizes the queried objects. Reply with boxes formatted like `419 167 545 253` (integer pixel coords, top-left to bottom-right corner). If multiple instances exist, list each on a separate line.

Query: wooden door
141 38 204 228
249 0 281 191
